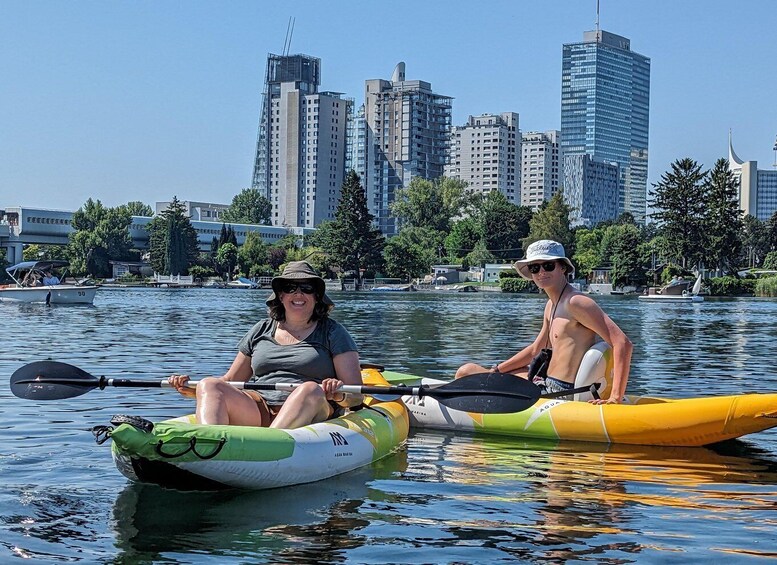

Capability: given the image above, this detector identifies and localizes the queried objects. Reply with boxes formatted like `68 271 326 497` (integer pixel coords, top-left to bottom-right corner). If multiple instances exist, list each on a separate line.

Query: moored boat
103 369 409 490
639 275 704 303
226 277 259 289
371 285 413 292
0 260 98 304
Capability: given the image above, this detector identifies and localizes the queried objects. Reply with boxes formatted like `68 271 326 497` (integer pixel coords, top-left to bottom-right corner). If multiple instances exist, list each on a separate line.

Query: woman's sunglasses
281 282 316 295
527 261 558 274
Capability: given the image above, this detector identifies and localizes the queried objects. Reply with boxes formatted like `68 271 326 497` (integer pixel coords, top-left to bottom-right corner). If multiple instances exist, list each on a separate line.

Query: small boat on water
371 285 412 292
226 277 259 289
382 344 777 447
103 369 409 490
639 275 704 303
0 260 98 304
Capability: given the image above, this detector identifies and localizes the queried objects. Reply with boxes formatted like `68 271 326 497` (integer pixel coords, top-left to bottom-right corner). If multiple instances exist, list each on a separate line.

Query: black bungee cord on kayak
91 415 155 445
91 414 228 460
155 436 227 460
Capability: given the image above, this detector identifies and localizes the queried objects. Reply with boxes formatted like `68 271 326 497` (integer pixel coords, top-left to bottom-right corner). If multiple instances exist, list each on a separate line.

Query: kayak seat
573 342 614 401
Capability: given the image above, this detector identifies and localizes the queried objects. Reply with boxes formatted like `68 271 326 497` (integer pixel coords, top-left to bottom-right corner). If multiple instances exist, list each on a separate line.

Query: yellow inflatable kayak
384 345 777 447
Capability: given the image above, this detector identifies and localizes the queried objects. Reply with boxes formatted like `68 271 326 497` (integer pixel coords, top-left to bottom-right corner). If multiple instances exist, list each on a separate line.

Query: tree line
16 158 777 289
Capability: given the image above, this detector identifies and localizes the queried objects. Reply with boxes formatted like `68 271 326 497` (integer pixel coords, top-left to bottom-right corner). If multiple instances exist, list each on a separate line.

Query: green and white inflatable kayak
105 369 408 490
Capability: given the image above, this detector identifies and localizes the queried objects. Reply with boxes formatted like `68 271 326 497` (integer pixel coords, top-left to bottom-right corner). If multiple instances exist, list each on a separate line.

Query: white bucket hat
513 240 575 280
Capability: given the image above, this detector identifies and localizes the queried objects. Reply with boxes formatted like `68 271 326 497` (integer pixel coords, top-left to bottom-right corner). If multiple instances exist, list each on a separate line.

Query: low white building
483 263 515 283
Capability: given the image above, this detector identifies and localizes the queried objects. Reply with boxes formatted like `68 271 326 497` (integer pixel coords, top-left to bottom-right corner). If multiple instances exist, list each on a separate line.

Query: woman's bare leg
270 381 332 429
195 378 264 426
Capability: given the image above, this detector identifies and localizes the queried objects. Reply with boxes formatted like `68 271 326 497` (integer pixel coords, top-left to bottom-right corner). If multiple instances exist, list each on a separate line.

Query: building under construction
251 53 352 228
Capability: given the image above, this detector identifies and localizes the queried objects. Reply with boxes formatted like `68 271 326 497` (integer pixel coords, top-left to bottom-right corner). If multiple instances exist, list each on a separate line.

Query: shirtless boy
455 239 633 405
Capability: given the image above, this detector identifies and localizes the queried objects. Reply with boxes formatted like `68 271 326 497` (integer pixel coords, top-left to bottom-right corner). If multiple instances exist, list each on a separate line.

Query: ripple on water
1 290 777 562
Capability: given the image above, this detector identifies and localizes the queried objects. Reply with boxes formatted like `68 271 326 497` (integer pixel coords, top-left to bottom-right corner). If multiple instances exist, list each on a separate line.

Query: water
2 289 776 563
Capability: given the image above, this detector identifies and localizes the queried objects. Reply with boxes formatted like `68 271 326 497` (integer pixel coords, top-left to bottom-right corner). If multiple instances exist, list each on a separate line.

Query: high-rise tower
521 130 560 210
251 53 351 227
363 63 452 235
446 113 521 204
560 30 650 223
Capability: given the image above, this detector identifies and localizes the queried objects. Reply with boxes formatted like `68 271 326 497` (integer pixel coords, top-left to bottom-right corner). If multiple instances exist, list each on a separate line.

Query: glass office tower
561 30 650 223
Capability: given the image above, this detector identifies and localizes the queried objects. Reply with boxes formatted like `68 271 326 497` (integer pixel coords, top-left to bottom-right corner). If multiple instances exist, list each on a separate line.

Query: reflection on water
2 290 777 562
111 449 407 563
366 431 777 562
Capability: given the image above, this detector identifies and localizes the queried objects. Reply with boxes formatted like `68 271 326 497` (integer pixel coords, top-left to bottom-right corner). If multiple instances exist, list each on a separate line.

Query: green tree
23 244 68 261
649 158 707 268
215 242 238 280
318 171 385 277
219 223 237 247
479 191 533 260
148 197 200 275
237 231 269 277
222 188 272 225
741 214 768 268
391 177 470 232
122 201 154 217
609 224 646 287
524 192 574 254
762 251 777 271
267 246 287 270
0 256 10 283
285 246 333 276
703 158 743 274
383 227 442 279
444 218 483 258
573 227 604 280
68 198 133 277
465 239 497 267
765 211 777 252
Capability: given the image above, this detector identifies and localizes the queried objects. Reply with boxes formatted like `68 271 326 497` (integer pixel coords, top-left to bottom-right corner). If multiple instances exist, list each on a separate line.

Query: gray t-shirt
237 317 358 405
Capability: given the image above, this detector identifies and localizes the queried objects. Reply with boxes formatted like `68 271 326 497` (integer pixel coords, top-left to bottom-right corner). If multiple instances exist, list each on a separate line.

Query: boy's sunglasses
527 261 558 274
281 282 316 295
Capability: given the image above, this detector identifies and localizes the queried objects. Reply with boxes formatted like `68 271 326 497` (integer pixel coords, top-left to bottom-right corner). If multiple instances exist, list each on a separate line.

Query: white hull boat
638 294 704 303
638 275 703 303
0 260 98 304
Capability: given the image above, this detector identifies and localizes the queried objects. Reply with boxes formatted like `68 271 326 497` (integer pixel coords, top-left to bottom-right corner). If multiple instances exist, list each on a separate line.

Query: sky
2 0 776 211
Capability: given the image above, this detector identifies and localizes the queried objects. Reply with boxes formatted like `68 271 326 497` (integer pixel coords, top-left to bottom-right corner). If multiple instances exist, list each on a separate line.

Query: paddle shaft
13 376 533 400
11 361 542 412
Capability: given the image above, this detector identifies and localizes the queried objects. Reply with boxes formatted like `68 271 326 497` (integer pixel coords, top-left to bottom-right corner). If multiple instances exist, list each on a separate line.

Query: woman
169 261 363 427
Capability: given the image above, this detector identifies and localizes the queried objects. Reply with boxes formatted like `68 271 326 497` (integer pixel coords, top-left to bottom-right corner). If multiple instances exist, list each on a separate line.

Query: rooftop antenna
282 17 295 56
596 0 602 41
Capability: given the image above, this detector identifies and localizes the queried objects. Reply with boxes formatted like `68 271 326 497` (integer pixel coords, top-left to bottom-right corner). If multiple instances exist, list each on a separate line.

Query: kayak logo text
330 431 349 446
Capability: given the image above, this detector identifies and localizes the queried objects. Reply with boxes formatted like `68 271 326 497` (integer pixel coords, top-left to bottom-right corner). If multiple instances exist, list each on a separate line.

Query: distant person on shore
169 261 364 427
455 240 633 404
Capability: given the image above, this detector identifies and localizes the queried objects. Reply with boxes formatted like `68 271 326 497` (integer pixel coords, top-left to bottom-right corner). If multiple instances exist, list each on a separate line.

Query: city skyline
2 0 776 211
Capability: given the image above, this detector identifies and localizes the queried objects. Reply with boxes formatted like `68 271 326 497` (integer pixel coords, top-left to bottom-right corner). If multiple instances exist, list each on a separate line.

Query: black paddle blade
10 361 101 400
430 372 541 414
